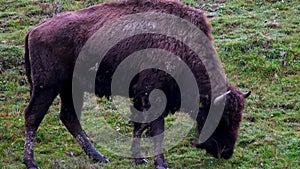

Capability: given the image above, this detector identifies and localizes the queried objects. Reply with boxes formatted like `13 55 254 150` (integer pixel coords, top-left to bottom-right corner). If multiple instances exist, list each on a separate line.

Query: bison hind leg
59 85 110 163
23 87 59 169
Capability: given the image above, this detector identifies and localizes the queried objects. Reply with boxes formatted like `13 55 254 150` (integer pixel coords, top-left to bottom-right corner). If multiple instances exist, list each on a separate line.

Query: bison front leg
131 122 149 165
59 86 110 163
23 88 59 169
149 117 168 169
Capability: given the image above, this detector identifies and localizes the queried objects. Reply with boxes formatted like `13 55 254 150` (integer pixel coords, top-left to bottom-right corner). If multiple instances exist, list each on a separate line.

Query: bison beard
23 0 250 169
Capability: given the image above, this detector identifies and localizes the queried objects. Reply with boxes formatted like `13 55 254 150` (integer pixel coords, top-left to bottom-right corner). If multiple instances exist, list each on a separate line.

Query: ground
0 0 299 168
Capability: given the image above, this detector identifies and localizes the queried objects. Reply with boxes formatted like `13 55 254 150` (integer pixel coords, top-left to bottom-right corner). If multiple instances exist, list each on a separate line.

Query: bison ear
242 91 251 98
213 90 231 105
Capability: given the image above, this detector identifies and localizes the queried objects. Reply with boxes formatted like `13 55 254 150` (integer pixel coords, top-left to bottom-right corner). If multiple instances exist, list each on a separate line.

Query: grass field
0 0 299 168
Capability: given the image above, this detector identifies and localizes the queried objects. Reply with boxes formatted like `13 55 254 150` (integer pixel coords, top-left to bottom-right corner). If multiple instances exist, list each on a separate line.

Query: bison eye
145 92 148 96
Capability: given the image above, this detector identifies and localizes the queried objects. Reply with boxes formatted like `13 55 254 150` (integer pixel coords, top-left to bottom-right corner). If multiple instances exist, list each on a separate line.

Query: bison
23 0 251 168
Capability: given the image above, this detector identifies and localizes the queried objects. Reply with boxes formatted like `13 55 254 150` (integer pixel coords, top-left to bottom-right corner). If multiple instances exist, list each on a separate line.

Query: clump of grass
0 44 24 72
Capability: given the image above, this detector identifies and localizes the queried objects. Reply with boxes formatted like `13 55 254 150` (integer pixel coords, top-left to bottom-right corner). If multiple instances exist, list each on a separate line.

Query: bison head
196 86 251 159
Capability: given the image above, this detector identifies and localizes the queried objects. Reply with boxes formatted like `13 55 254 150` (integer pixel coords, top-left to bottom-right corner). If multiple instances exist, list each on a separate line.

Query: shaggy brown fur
23 0 250 169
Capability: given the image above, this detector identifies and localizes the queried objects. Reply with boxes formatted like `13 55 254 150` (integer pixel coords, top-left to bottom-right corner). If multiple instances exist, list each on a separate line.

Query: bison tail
24 32 33 94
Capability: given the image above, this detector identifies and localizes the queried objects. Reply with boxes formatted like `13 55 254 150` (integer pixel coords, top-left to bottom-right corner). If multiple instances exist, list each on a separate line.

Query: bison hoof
134 158 149 165
154 154 168 169
90 153 110 163
155 163 168 169
23 160 40 169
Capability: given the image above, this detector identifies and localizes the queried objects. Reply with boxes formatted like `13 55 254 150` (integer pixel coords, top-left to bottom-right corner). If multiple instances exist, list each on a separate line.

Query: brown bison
23 0 250 168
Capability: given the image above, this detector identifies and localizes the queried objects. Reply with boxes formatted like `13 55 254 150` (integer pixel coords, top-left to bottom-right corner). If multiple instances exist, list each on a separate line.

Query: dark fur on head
196 86 246 159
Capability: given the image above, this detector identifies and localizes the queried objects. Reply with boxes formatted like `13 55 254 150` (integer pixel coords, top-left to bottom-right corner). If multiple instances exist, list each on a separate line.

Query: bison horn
213 90 231 105
242 91 251 98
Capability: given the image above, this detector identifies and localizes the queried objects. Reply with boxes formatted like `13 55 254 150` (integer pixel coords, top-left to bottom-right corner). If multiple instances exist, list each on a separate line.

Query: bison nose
221 147 234 159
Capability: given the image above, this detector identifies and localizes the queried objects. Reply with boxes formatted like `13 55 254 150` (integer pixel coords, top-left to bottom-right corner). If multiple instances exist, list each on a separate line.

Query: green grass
0 0 299 168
